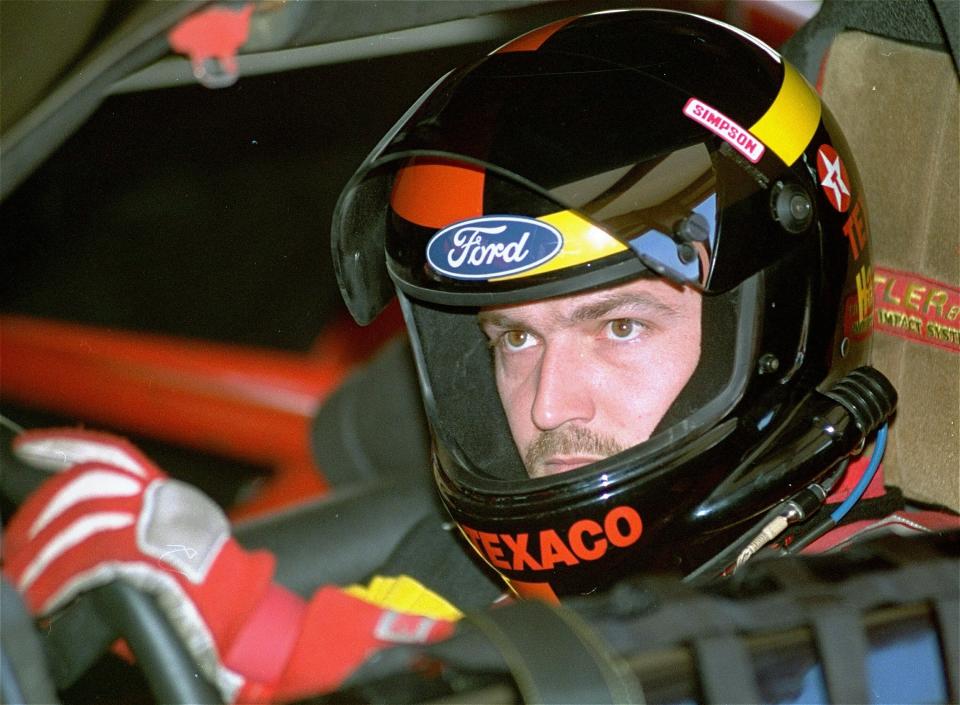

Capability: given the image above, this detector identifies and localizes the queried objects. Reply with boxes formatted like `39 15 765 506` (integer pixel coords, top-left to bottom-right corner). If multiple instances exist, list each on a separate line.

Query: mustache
524 426 624 470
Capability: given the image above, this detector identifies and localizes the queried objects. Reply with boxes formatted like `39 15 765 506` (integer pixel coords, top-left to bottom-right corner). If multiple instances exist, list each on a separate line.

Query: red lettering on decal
479 531 510 570
605 506 644 547
461 526 482 552
540 529 579 569
568 519 607 561
500 532 542 571
460 505 644 573
842 199 868 259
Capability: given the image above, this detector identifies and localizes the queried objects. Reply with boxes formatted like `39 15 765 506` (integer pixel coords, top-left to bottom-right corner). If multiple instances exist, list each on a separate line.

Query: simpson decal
683 98 765 163
817 144 851 212
426 215 563 280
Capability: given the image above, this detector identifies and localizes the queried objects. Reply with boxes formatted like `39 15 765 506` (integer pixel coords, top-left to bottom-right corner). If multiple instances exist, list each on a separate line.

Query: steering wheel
2 577 223 704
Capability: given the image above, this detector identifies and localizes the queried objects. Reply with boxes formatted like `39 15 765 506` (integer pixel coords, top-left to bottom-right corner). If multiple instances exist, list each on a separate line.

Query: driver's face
479 278 702 478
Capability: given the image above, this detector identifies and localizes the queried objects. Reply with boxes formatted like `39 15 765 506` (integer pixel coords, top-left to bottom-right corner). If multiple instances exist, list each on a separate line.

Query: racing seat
783 0 960 513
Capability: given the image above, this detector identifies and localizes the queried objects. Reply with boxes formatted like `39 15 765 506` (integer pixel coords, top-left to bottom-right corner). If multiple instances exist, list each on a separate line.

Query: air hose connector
824 367 898 436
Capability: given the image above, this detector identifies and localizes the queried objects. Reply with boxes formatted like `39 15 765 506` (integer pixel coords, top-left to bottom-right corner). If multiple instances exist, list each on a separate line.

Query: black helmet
332 10 884 598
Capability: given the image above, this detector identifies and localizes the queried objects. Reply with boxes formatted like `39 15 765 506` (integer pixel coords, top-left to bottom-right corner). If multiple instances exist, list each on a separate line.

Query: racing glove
3 428 457 703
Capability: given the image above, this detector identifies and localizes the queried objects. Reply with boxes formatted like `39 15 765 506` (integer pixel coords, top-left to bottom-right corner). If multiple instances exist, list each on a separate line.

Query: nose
530 339 596 431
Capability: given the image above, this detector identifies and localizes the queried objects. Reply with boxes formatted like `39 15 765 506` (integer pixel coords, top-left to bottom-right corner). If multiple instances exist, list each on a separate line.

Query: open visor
332 46 808 324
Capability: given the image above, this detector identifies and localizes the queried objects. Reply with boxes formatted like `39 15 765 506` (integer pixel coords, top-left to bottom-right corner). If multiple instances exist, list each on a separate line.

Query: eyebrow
569 292 680 323
478 292 681 331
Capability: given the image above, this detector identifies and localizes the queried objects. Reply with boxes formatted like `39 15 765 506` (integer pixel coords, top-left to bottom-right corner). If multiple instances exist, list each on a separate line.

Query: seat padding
819 31 959 511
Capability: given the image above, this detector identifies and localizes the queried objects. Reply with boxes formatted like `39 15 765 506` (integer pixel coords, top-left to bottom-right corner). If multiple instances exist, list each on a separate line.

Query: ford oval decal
426 215 563 280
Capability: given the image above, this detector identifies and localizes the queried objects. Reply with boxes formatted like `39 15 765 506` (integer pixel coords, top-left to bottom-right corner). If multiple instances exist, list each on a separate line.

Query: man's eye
605 319 645 341
501 330 536 351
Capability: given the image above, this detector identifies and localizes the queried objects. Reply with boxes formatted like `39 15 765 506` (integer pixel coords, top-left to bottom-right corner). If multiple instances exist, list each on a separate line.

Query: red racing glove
3 429 457 703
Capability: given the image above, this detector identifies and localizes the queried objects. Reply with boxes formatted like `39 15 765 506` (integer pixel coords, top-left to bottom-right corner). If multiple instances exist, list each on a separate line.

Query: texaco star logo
817 144 851 212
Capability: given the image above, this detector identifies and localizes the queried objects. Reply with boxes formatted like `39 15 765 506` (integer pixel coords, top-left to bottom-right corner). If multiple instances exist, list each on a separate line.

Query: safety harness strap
464 600 643 705
810 603 870 705
934 596 959 703
692 634 761 704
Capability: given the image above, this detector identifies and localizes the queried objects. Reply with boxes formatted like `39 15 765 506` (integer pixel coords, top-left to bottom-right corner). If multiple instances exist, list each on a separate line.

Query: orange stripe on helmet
507 579 560 604
390 158 486 228
495 17 576 53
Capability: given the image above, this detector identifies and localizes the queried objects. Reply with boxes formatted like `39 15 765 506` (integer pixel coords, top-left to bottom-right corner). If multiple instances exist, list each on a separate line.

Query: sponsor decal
873 267 960 353
683 98 765 163
460 505 643 572
843 264 874 341
817 144 851 212
842 198 868 259
856 264 875 327
373 612 438 644
426 215 563 280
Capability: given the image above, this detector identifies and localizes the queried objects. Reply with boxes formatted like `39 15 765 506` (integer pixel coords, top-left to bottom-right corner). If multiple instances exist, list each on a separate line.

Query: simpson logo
426 215 563 280
460 505 643 572
683 98 765 163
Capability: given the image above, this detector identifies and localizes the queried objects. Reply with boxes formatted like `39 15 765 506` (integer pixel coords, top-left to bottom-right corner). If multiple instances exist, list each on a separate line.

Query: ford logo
425 215 563 280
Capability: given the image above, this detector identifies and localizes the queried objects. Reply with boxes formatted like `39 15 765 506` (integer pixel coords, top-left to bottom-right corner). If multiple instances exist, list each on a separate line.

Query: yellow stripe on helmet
490 209 627 281
749 61 822 166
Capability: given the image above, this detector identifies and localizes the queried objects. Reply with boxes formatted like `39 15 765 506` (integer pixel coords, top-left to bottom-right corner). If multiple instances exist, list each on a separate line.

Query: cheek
603 332 701 430
495 365 534 445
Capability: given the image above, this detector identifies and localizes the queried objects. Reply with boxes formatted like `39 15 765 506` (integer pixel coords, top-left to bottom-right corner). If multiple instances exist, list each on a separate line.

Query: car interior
1 1 957 703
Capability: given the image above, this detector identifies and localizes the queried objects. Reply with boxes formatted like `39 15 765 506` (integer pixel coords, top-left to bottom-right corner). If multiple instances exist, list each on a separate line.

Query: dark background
0 45 493 351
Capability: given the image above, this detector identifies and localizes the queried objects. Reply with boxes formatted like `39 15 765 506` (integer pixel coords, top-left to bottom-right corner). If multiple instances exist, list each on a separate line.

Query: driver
479 277 702 479
5 9 959 703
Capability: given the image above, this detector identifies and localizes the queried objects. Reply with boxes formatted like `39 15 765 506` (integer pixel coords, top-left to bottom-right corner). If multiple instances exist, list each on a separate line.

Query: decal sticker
856 264 875 326
460 505 643 572
873 267 960 353
426 215 562 280
842 199 869 259
683 98 766 163
844 294 873 342
817 144 851 212
844 264 874 341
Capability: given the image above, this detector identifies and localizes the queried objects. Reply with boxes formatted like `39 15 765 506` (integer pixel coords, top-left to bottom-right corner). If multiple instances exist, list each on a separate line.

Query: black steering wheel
1 577 223 704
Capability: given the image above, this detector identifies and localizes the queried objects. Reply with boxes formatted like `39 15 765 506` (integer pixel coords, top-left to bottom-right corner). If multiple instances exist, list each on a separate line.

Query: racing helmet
332 10 883 598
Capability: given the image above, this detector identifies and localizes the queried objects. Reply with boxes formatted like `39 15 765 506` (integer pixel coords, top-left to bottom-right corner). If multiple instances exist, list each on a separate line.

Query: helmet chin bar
436 366 897 599
684 367 898 584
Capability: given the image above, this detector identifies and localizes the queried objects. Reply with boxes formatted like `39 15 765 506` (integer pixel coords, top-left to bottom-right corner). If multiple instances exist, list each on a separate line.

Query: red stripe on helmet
390 158 485 228
495 17 576 53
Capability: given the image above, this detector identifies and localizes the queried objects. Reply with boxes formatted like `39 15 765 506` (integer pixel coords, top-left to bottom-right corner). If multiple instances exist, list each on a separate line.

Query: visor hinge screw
674 213 710 242
677 243 697 264
758 353 780 375
771 181 813 233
